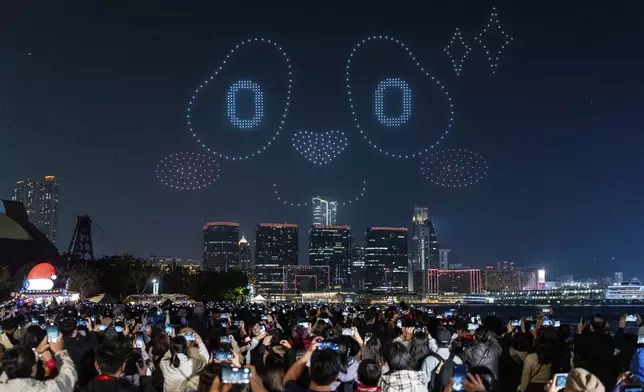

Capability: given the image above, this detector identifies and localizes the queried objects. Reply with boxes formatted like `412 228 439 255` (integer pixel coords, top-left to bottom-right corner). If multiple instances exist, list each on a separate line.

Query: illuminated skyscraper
202 222 240 271
12 176 59 244
439 249 451 270
239 235 252 272
312 198 337 226
364 226 408 292
411 207 439 294
309 225 351 287
614 272 624 285
255 223 298 293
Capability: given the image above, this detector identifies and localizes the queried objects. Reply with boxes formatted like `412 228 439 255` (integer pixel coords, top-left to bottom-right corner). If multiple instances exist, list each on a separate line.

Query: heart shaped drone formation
292 130 348 165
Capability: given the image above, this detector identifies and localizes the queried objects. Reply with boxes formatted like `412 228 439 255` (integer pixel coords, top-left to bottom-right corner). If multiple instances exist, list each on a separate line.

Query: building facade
364 226 408 293
411 207 439 294
312 198 338 226
437 269 482 294
439 249 451 270
614 272 624 285
309 225 351 287
283 265 330 293
202 222 240 271
12 176 59 244
255 223 298 293
483 267 522 292
239 235 252 272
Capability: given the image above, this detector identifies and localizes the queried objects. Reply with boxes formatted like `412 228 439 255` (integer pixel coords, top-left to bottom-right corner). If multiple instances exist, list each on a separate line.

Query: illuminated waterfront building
484 266 521 292
309 225 351 287
282 265 330 293
364 226 408 293
239 235 252 272
12 176 59 244
202 222 239 271
437 269 482 294
255 223 298 293
312 198 337 226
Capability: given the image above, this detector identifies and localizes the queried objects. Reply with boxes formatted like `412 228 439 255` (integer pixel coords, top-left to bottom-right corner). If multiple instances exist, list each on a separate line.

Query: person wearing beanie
565 368 605 392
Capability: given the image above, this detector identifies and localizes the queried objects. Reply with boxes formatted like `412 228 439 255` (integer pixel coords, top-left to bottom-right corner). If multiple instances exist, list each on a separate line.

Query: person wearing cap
420 327 462 386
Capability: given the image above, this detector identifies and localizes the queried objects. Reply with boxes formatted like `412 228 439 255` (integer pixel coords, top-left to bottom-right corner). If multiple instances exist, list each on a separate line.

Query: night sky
2 1 644 279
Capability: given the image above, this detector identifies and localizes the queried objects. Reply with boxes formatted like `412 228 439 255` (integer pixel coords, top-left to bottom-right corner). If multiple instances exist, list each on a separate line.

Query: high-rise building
439 249 451 270
497 261 515 270
484 266 521 292
520 269 539 290
614 272 624 285
364 226 408 293
309 225 351 287
283 265 330 293
437 269 482 294
350 244 366 290
239 235 252 272
312 198 338 226
411 207 440 294
12 176 59 244
202 222 240 271
255 223 298 293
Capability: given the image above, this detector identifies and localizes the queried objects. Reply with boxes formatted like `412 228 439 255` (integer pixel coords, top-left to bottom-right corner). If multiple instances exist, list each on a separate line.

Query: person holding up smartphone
283 337 343 392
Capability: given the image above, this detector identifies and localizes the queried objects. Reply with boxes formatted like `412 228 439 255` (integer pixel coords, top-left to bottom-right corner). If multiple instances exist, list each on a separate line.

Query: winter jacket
0 350 77 392
630 347 644 383
159 343 209 392
462 338 502 378
519 353 551 392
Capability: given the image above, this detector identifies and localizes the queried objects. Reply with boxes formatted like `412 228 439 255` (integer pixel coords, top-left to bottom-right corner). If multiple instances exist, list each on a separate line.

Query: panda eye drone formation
421 149 488 188
156 152 220 191
292 130 348 166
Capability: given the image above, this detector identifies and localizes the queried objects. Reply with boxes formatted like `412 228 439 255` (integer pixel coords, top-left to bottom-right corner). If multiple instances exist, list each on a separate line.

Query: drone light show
346 35 455 160
474 7 514 73
186 37 292 161
155 152 220 191
421 149 488 188
292 130 348 166
444 28 471 76
272 180 367 207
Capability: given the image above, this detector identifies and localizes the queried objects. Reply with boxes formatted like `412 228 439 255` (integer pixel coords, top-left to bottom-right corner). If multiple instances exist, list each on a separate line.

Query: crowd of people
0 301 643 392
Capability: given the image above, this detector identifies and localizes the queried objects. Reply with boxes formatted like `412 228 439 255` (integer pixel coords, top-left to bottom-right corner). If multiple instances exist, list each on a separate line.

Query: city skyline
2 1 644 279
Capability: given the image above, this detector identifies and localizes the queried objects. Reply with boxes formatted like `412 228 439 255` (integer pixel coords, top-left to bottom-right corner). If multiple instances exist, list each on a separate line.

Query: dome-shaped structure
27 263 57 280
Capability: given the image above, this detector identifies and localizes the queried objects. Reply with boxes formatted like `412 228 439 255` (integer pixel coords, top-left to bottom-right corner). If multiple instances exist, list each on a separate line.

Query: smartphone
220 322 228 328
396 320 403 328
624 387 644 392
214 350 233 361
115 326 124 333
0 326 3 334
626 314 638 322
221 366 251 384
184 333 195 341
298 320 310 328
220 336 232 344
321 318 330 323
638 335 644 344
415 327 427 334
554 373 568 388
77 320 87 327
511 320 521 327
554 320 561 328
542 308 552 314
135 335 144 348
90 316 95 322
47 325 59 343
258 325 266 334
365 332 372 341
220 313 228 319
165 325 173 335
543 319 553 326
453 364 467 391
317 340 339 351
261 315 268 321
99 325 108 331
467 323 479 331
445 311 453 317
342 328 354 336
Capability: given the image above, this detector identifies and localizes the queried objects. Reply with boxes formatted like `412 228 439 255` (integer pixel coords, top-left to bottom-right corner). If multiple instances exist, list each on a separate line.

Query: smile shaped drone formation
156 7 511 198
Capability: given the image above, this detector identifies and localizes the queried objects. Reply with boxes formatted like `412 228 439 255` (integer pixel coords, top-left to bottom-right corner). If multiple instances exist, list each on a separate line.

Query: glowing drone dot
421 148 488 188
474 8 514 73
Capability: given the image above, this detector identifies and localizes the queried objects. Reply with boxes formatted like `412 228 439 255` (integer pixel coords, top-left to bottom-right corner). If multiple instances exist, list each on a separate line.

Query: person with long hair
159 333 209 392
518 341 554 392
408 331 431 371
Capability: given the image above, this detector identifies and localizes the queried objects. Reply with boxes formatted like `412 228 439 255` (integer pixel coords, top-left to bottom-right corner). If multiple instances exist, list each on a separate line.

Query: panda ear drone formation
156 7 511 197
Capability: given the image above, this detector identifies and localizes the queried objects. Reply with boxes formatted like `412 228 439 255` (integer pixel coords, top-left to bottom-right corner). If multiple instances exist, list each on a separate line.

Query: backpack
428 352 458 392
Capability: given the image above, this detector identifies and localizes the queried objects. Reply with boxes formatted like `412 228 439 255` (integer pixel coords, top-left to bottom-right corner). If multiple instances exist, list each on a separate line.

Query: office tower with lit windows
202 222 240 271
411 207 439 271
614 272 624 285
255 223 298 293
439 249 451 270
437 269 482 294
350 244 366 289
309 225 351 287
239 235 252 272
312 198 337 226
364 226 408 292
497 261 515 270
484 266 521 292
12 176 59 244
